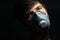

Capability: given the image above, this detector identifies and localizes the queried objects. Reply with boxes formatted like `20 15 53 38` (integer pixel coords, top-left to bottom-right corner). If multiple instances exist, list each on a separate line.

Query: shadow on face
15 0 50 40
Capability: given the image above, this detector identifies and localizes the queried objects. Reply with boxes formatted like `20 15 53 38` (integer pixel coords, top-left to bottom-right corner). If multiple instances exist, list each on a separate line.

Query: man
15 0 51 40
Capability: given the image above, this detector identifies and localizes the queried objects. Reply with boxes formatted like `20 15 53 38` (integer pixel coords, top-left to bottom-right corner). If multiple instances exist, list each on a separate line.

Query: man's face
26 1 48 21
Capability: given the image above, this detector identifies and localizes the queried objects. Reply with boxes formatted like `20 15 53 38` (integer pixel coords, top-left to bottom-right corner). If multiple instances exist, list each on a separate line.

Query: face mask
32 11 50 29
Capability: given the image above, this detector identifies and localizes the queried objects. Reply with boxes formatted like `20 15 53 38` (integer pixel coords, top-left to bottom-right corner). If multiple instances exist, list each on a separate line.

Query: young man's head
15 0 50 40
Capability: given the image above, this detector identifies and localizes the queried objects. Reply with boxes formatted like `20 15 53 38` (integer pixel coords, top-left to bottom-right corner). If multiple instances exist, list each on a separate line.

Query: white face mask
32 11 50 29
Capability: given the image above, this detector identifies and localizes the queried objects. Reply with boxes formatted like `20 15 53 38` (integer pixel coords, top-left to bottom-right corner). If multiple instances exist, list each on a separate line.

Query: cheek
39 7 48 15
28 15 33 21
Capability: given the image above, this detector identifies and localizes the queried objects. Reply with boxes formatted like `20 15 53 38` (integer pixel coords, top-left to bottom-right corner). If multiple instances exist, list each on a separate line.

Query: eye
36 6 42 10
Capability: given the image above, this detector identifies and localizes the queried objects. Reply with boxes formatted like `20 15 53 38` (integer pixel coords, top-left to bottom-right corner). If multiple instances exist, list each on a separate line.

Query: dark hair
15 0 45 13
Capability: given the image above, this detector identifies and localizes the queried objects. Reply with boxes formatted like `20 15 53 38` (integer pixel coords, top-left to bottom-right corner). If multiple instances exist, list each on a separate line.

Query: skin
26 1 48 21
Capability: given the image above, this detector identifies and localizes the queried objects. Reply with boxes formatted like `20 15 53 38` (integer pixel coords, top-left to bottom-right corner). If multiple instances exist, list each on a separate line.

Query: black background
0 0 60 40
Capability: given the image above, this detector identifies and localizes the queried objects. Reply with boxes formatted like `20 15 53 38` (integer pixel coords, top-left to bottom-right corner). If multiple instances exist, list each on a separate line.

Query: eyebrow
36 6 42 10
